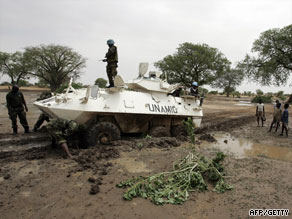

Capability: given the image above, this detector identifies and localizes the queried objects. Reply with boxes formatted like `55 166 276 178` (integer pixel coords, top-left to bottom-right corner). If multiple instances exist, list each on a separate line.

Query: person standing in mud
47 119 82 159
280 103 289 137
268 103 282 132
6 85 29 134
33 91 52 132
256 99 265 127
103 39 118 88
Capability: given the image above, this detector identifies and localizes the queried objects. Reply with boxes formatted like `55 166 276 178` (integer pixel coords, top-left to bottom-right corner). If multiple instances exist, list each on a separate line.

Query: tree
232 91 241 98
18 79 33 87
237 24 292 102
55 82 83 93
276 90 284 97
0 51 31 85
24 44 86 91
34 78 49 88
154 43 230 86
95 77 107 88
211 68 244 97
256 89 264 96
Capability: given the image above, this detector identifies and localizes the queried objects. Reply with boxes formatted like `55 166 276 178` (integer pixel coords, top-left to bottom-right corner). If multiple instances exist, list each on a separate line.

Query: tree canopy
24 44 86 91
95 78 107 88
211 68 244 97
0 51 31 85
237 24 292 86
154 42 231 87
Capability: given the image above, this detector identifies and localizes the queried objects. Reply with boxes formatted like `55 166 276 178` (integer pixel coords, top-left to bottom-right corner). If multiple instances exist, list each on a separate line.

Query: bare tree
24 44 86 91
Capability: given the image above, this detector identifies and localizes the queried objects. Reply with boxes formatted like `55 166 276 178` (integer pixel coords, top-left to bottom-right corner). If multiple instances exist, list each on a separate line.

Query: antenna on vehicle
164 72 168 82
138 63 149 78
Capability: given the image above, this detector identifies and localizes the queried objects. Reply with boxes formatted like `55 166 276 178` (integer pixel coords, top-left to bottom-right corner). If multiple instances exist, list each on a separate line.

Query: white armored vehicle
34 63 203 144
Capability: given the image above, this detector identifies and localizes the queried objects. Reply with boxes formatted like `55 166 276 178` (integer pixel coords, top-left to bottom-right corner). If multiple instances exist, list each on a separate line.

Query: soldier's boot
13 127 18 135
33 126 38 132
24 126 30 134
106 83 114 88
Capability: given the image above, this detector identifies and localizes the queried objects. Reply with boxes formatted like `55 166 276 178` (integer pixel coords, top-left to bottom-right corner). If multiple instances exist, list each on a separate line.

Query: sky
0 0 292 93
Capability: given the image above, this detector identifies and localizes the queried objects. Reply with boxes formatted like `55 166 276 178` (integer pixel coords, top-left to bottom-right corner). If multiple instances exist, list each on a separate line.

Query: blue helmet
192 82 198 86
107 39 115 45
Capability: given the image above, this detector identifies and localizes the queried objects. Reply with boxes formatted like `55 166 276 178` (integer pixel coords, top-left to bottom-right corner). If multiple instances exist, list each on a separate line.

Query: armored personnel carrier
34 63 203 144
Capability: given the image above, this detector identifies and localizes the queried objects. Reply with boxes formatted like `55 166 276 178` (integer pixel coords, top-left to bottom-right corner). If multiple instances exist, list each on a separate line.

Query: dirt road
0 92 291 219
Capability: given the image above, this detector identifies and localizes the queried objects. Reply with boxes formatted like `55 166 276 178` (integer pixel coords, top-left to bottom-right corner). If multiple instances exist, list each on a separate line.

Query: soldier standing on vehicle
6 85 29 134
47 119 82 159
33 91 52 132
103 39 118 88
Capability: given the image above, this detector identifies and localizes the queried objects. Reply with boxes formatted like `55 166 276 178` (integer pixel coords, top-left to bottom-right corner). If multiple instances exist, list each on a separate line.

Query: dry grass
0 86 50 91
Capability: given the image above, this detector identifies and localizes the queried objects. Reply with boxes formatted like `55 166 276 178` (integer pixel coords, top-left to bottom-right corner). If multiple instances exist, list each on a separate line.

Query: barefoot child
268 103 282 132
256 99 265 127
280 103 289 137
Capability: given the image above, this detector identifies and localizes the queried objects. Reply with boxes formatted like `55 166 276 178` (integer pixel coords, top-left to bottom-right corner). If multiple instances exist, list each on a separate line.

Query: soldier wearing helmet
6 84 29 134
103 39 118 88
190 82 199 96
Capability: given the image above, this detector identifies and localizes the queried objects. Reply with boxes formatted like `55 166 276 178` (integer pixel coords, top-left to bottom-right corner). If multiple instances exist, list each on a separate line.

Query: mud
198 133 217 142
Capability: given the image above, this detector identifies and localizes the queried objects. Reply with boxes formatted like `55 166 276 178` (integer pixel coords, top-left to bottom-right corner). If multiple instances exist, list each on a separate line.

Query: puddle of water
201 132 292 162
115 157 152 173
235 101 253 106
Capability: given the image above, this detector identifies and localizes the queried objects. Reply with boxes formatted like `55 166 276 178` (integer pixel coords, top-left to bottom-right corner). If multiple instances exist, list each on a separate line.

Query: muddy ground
0 91 292 219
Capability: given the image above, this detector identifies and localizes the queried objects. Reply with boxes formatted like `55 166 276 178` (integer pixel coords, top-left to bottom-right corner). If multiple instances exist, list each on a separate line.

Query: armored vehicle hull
34 64 203 144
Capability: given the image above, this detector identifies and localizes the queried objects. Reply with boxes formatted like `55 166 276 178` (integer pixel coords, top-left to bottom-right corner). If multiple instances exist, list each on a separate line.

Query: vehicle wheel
87 121 121 145
148 126 170 137
171 125 188 140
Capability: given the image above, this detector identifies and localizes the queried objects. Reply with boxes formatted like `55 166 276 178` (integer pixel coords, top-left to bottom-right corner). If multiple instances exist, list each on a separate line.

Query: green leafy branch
183 117 195 144
117 152 233 205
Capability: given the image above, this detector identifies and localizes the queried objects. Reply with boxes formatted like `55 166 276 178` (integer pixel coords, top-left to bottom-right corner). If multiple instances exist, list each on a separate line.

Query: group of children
256 99 289 137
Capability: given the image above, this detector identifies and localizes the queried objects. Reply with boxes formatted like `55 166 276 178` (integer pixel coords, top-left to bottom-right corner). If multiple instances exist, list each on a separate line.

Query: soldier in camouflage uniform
33 91 52 132
47 119 80 159
103 39 118 88
6 85 29 134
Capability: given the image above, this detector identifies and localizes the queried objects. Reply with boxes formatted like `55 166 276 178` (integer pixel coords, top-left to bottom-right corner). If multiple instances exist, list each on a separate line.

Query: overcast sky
0 0 291 93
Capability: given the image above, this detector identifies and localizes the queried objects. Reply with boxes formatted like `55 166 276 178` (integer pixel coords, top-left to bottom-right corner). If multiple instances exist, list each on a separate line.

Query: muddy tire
148 126 170 137
171 125 188 140
87 121 121 145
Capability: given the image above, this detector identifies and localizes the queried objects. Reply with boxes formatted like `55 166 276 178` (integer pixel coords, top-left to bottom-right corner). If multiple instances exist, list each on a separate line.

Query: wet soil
0 93 292 219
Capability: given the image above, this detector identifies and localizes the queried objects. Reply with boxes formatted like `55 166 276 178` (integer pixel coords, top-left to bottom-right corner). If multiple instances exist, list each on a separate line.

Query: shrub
251 95 272 103
0 81 11 85
209 91 218 95
95 78 107 88
266 92 273 97
232 91 241 98
279 96 286 101
199 87 208 95
276 91 284 97
18 79 33 87
55 82 83 93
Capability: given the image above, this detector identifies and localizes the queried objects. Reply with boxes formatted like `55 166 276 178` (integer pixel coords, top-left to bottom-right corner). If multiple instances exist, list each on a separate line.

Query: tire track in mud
198 114 255 133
